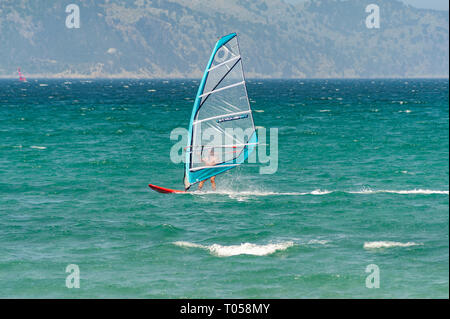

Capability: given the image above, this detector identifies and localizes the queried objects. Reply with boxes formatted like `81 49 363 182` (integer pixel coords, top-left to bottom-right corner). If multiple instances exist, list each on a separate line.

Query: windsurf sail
184 33 257 190
18 68 26 82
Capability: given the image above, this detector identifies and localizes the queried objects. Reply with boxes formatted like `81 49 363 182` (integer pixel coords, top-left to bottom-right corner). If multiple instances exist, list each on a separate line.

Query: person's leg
210 176 216 191
198 180 205 190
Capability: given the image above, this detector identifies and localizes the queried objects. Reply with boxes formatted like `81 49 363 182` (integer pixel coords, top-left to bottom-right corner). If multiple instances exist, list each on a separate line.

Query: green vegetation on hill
0 0 448 78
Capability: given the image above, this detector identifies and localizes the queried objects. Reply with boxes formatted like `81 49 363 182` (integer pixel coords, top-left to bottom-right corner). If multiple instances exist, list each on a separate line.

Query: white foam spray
173 241 294 257
364 241 423 249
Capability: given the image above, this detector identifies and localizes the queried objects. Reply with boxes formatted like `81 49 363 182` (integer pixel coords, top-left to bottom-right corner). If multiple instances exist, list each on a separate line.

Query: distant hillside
0 0 448 78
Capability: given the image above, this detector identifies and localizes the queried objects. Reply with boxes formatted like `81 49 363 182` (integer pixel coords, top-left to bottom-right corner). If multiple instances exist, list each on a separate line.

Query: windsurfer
198 148 218 191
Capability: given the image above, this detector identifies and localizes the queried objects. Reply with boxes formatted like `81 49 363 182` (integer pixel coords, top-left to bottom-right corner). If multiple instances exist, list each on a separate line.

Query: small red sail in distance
18 68 27 82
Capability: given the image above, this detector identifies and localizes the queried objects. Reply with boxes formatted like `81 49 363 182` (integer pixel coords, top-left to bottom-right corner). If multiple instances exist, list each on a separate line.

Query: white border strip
193 110 251 125
190 164 239 172
186 142 259 152
208 55 241 72
199 81 245 98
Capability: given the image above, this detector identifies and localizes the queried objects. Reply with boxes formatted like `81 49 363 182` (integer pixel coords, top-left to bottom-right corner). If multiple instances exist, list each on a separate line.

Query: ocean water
0 78 448 298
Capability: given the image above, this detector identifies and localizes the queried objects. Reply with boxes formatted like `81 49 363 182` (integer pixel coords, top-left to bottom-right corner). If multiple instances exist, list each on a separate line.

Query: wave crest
173 241 294 257
364 241 422 249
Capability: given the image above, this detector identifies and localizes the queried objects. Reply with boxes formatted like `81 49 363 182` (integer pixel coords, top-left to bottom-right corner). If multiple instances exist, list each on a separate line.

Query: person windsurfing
198 148 218 191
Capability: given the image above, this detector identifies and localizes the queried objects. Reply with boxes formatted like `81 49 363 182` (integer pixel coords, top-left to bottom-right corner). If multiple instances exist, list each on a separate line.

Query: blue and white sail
184 33 257 190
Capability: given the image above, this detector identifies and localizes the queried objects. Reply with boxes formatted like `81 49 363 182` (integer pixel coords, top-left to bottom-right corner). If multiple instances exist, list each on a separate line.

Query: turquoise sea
0 78 448 298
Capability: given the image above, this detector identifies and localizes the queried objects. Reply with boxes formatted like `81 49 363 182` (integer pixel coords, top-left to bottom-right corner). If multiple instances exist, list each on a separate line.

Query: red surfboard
148 183 186 193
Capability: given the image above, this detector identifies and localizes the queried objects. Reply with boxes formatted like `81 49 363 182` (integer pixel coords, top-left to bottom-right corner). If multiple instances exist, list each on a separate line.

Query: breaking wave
173 241 294 257
364 241 423 249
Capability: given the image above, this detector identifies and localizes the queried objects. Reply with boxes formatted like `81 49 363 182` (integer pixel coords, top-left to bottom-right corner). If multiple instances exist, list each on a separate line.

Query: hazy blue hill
0 0 448 78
